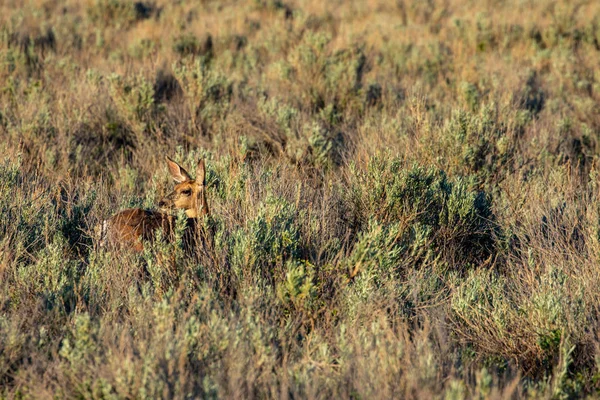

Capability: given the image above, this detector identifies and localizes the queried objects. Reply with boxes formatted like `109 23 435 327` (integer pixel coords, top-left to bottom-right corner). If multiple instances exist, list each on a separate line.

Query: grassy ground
1 0 600 398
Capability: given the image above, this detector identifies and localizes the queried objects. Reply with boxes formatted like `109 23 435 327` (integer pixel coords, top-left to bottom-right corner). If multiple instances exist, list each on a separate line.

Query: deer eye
182 189 192 196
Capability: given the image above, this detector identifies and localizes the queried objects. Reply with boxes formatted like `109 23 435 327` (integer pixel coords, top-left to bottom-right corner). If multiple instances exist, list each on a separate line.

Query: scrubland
1 0 600 398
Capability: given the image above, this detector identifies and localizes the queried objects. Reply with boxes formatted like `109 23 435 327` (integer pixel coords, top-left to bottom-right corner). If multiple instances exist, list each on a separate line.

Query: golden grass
1 0 600 397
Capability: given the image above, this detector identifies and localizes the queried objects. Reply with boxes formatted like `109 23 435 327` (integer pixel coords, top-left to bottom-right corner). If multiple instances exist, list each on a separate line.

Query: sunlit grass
1 0 600 397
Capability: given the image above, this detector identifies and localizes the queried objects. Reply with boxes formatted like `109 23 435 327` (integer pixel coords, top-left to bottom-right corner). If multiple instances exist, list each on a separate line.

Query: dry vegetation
1 0 600 398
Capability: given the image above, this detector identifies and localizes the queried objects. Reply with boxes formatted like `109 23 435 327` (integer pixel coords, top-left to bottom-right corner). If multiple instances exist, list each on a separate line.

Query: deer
100 156 210 253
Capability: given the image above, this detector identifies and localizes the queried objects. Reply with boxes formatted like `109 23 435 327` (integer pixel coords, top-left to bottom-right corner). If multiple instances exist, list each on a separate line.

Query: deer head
158 156 209 218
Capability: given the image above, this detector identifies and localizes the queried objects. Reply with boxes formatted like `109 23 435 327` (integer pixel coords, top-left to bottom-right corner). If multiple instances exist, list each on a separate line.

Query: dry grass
1 0 600 398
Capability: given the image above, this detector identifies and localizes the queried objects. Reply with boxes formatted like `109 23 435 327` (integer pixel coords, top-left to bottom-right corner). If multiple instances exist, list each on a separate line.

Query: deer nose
158 200 167 208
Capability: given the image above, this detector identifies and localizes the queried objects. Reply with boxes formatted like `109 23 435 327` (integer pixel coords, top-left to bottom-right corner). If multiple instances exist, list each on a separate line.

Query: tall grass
1 0 600 397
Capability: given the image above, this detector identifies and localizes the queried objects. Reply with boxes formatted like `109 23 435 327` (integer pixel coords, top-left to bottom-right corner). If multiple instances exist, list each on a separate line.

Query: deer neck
185 209 198 218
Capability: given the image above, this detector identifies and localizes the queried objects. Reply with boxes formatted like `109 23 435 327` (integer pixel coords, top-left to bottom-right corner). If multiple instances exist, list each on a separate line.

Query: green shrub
1 0 600 397
353 158 495 266
248 196 303 277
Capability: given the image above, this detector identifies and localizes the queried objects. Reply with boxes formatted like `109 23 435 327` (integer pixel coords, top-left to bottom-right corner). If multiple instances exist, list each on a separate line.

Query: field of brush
1 0 600 398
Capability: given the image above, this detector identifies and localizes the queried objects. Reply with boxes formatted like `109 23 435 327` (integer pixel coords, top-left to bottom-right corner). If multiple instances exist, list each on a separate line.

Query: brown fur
102 156 209 252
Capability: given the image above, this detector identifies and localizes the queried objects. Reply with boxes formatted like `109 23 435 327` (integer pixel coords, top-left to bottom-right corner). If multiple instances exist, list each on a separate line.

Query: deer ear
196 159 206 185
166 156 192 183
